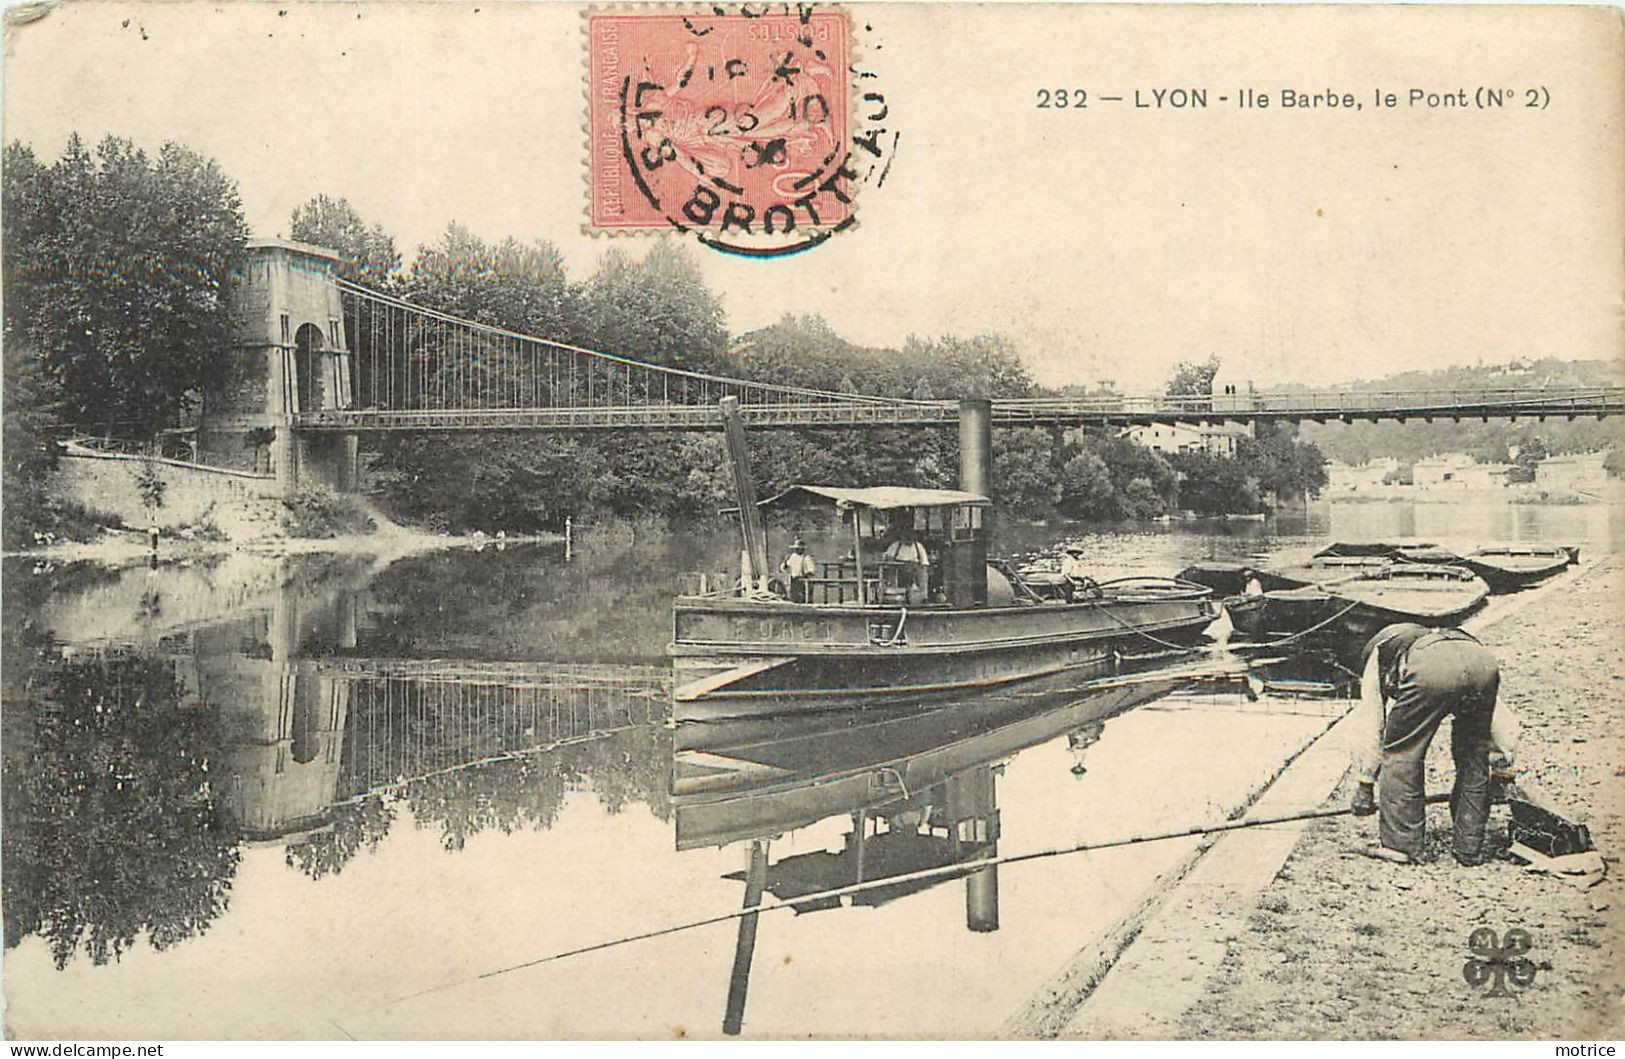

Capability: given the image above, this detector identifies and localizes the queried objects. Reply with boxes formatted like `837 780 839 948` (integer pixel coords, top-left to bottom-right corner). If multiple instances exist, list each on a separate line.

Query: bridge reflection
39 552 673 847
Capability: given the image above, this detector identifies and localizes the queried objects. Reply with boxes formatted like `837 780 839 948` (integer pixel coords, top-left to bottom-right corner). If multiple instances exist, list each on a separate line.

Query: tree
1120 476 1169 519
2 135 250 439
1235 433 1328 502
1508 436 1549 484
1169 450 1261 514
367 224 584 531
1057 449 1115 519
1166 355 1221 397
2 652 242 968
403 222 575 339
901 333 1037 399
992 428 1060 518
2 341 70 547
289 194 401 289
577 243 728 370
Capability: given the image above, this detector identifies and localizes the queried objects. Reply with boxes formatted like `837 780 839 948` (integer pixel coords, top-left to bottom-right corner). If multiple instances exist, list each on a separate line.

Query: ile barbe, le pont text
1034 86 1552 111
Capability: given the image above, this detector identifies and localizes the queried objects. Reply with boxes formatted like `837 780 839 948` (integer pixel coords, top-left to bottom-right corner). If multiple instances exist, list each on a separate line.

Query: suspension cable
335 278 942 408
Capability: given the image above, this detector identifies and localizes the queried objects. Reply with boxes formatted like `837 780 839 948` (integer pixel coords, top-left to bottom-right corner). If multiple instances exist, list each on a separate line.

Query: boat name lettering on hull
731 616 833 643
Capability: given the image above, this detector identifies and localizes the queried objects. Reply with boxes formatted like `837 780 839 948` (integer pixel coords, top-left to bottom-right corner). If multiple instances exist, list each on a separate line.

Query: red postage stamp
587 7 854 252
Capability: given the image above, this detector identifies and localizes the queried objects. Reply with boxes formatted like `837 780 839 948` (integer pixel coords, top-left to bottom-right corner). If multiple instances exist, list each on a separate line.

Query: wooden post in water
720 396 769 587
722 839 769 1036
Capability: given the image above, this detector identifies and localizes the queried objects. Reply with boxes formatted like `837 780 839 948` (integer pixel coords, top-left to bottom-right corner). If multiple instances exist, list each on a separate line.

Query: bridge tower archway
294 322 327 414
200 238 359 497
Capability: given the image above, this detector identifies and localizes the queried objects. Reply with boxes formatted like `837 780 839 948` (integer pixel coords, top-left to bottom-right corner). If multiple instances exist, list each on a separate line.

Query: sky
3 1 1621 391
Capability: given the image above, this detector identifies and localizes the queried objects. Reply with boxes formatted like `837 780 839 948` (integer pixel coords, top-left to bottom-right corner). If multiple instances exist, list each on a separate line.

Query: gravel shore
1176 558 1625 1039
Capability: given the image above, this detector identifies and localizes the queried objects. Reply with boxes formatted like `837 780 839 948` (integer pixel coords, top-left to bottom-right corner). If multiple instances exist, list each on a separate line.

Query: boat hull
669 596 1217 720
1251 584 1488 649
1461 551 1570 592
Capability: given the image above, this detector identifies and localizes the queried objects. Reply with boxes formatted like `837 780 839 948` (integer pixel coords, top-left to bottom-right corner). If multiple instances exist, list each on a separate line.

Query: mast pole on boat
851 508 866 605
720 396 770 590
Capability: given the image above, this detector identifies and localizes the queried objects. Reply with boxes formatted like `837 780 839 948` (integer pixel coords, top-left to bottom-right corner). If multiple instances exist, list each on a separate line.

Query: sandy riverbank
1166 560 1625 1039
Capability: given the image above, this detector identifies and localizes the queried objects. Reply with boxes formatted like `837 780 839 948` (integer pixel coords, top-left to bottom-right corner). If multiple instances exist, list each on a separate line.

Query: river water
4 499 1621 1038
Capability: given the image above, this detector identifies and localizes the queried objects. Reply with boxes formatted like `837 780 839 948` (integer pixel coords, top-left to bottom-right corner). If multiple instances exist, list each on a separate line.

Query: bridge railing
991 386 1625 420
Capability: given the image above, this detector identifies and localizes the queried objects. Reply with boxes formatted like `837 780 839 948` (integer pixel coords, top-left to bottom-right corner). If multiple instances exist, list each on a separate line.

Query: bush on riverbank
281 490 377 539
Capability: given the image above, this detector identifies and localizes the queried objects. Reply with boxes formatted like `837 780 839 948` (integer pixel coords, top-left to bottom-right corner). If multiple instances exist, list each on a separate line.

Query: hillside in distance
1280 358 1624 467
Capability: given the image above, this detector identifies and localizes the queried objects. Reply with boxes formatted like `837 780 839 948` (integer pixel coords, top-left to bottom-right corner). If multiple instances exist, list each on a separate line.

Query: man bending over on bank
1349 622 1520 865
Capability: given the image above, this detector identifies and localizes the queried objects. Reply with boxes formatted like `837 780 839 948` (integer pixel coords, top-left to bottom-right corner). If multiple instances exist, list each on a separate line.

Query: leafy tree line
3 136 251 545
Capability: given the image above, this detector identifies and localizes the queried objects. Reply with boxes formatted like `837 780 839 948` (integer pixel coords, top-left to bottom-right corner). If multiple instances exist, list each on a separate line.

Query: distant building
1120 423 1249 458
1326 458 1399 492
1536 451 1608 491
1412 453 1511 489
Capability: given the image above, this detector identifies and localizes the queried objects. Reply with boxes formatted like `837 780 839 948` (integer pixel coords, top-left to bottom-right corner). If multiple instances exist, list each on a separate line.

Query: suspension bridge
292 277 1625 434
202 240 1624 493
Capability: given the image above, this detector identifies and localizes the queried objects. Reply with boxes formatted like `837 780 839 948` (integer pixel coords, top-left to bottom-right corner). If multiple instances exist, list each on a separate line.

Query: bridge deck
292 388 1625 432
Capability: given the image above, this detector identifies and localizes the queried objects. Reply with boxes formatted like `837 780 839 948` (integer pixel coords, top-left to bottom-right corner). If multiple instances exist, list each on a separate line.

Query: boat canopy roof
754 485 992 511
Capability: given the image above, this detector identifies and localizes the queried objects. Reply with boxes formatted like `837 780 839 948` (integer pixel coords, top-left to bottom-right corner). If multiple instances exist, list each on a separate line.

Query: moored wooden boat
1242 564 1490 647
1460 544 1572 592
1316 540 1462 564
1176 561 1258 597
1181 554 1402 596
1257 554 1396 591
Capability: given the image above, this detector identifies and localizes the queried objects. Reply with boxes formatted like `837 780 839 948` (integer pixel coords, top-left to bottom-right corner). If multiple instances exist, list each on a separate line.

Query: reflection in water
3 547 681 967
673 661 1204 1035
1 650 244 969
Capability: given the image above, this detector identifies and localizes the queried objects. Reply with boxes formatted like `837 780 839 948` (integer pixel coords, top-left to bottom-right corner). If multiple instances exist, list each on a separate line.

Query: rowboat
1241 563 1490 647
1179 554 1394 595
1262 554 1406 589
1315 540 1462 564
1318 540 1576 591
670 485 1219 720
1460 544 1572 591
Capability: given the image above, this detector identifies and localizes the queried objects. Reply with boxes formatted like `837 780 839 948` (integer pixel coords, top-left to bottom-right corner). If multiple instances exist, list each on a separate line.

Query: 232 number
1036 88 1088 109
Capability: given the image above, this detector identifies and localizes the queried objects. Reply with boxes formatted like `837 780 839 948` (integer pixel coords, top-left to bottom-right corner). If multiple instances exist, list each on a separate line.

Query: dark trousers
1377 638 1500 862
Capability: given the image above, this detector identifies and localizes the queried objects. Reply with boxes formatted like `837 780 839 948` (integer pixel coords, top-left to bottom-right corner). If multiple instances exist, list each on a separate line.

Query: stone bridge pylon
199 238 359 496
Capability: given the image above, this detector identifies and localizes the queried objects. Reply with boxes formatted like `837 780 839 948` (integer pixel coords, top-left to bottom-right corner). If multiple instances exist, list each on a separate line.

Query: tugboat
669 399 1220 721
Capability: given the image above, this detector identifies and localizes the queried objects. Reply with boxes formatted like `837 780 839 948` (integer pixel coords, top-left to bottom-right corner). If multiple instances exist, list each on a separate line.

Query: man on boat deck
781 539 818 603
1060 546 1089 583
1349 622 1520 865
883 526 930 605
